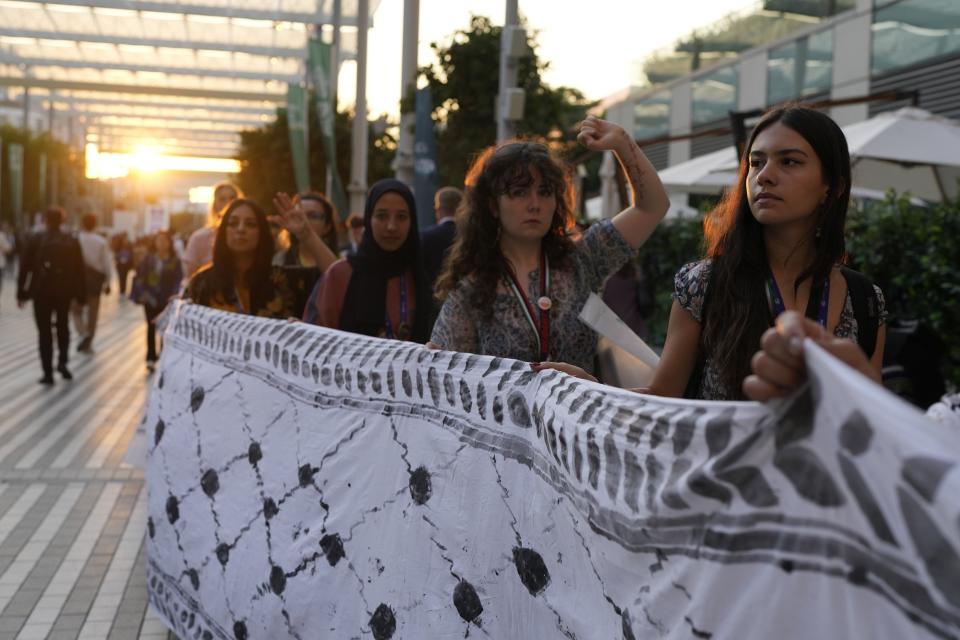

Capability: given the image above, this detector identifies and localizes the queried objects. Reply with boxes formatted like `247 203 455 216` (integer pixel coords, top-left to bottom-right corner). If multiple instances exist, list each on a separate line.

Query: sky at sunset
338 0 760 117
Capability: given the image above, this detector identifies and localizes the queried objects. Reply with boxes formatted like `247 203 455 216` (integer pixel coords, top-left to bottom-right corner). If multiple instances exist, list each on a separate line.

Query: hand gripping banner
143 302 960 639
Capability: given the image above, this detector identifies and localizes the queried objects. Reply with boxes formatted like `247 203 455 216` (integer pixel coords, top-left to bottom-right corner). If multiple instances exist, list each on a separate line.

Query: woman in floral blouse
185 196 337 320
428 117 670 376
130 230 182 369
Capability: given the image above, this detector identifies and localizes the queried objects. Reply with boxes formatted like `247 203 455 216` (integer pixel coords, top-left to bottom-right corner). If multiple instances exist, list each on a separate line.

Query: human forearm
296 229 337 272
610 136 670 249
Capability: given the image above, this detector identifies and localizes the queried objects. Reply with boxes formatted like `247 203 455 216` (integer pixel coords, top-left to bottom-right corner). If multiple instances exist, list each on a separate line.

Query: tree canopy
235 98 395 217
418 15 593 188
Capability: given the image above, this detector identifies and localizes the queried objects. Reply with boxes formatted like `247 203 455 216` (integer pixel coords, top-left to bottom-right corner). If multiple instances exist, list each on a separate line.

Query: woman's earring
815 226 822 239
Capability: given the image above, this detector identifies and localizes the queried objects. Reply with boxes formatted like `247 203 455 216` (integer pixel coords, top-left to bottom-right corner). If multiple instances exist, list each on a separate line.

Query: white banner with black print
143 302 960 639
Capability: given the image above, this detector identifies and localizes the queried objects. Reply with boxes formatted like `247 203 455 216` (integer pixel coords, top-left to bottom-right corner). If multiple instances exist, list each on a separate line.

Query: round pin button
537 296 552 311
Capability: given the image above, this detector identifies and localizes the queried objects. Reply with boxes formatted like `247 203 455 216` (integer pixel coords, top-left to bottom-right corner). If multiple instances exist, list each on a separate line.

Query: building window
692 65 738 125
633 91 671 141
767 29 834 105
872 0 960 75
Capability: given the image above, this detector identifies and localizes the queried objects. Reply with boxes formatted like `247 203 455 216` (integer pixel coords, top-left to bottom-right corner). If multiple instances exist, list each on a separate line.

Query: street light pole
326 0 341 200
496 0 519 142
393 0 418 186
348 0 369 215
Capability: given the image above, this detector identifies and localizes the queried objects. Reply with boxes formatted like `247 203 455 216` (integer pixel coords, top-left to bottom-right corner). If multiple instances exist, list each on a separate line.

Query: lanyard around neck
384 273 408 339
504 251 552 362
766 271 830 327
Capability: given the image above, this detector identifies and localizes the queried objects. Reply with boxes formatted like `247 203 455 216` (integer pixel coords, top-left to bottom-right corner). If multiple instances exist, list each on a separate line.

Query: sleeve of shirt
673 260 711 323
181 229 208 277
429 285 478 353
873 284 888 326
576 219 636 291
311 260 350 328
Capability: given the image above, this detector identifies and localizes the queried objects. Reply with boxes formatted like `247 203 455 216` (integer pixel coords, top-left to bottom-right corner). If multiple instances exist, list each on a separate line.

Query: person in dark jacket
420 186 462 297
17 206 87 384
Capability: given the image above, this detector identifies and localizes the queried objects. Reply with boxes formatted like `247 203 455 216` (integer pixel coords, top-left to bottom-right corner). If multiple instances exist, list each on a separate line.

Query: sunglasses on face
306 212 329 222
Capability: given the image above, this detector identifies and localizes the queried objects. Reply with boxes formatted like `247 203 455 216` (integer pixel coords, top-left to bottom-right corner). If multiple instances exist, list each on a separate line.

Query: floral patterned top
675 259 888 400
185 265 313 319
430 220 635 375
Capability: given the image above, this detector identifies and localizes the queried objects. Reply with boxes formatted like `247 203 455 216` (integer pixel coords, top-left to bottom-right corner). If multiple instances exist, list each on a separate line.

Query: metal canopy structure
0 0 380 159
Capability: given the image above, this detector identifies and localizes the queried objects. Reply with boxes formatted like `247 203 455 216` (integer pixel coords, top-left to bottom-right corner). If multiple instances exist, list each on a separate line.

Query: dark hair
701 105 851 398
211 199 276 313
45 206 65 228
434 140 576 318
81 214 97 231
150 229 174 254
435 186 464 217
294 191 338 252
345 213 364 230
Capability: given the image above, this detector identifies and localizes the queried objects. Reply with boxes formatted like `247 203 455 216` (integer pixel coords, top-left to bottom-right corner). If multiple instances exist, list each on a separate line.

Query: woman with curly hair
185 196 337 318
428 117 669 375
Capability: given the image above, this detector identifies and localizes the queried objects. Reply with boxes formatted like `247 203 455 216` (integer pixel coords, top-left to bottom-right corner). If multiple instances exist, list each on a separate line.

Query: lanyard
384 273 408 339
766 272 830 327
504 251 551 361
232 286 247 315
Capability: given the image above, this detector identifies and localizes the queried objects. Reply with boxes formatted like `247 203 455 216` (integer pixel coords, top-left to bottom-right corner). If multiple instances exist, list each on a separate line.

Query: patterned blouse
130 254 182 309
430 220 635 375
675 259 888 400
185 265 313 319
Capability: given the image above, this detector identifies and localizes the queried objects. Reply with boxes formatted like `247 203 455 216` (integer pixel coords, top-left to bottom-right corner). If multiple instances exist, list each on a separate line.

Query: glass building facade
767 29 834 104
872 0 960 74
691 66 738 125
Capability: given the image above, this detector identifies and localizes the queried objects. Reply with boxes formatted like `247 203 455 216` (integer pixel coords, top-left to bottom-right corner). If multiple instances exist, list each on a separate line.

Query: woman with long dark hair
182 181 242 280
649 105 887 399
428 117 669 375
304 179 430 342
130 230 182 370
185 197 336 318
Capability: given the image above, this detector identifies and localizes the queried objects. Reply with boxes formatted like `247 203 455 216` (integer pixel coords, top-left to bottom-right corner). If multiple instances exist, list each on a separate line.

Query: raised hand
577 116 630 153
271 192 309 239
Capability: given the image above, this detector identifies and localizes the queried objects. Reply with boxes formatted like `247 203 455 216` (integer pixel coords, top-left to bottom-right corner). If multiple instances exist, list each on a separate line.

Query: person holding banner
649 106 886 400
428 117 669 376
539 107 888 399
185 197 336 319
304 179 430 342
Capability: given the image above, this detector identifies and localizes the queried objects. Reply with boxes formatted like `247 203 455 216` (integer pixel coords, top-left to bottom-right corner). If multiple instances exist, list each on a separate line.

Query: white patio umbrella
700 107 960 202
842 107 960 202
657 146 738 195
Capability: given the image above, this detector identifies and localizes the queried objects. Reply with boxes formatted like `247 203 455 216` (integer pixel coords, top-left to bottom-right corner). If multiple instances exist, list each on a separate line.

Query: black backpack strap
840 266 879 359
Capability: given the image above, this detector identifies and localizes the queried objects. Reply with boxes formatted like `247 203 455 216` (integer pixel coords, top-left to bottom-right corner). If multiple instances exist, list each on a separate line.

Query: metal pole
22 86 30 129
326 0 341 200
393 0 418 186
348 0 369 215
496 0 519 142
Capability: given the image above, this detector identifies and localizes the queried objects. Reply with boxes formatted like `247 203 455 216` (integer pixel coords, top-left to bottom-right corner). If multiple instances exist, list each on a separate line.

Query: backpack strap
840 266 879 359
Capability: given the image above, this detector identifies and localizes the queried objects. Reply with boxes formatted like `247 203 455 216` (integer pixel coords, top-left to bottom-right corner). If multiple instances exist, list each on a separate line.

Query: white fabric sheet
144 302 960 639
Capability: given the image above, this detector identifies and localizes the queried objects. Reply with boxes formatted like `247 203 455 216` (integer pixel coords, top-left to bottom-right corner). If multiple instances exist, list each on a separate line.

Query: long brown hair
434 140 576 320
701 105 851 398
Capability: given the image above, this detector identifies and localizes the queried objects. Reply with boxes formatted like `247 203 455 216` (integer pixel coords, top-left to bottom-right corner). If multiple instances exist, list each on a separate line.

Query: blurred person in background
182 181 242 279
112 232 133 296
17 207 87 384
130 230 183 371
71 213 113 353
0 222 14 311
341 213 364 259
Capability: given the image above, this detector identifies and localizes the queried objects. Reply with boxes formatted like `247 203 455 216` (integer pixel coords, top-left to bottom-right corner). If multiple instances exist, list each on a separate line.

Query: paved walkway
0 275 174 640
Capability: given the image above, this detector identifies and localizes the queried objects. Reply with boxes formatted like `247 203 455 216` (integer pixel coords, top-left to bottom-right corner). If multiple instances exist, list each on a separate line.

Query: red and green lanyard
504 252 552 362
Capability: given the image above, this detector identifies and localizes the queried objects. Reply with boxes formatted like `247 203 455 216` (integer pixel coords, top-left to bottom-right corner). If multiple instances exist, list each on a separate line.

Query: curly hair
434 140 576 321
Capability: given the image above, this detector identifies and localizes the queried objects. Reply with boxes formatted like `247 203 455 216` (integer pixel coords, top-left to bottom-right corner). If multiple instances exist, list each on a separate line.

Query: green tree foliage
0 125 85 227
235 98 395 218
418 15 593 188
846 194 960 385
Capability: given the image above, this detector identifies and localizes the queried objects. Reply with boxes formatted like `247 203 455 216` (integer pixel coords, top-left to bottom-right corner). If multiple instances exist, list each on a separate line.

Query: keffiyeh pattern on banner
143 302 960 639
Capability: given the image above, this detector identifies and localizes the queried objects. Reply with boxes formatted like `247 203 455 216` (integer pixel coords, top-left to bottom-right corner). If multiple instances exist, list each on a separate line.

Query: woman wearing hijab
304 179 430 342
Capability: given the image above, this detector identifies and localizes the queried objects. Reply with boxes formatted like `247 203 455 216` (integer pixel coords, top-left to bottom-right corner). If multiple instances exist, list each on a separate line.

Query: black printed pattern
143 302 960 639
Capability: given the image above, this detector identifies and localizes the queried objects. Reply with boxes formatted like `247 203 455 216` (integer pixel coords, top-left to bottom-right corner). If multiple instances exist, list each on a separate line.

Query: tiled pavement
0 275 175 640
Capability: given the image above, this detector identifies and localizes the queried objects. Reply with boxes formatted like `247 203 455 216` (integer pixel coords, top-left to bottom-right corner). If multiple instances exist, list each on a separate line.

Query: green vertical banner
308 39 348 219
8 143 24 228
286 83 311 193
37 153 47 206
